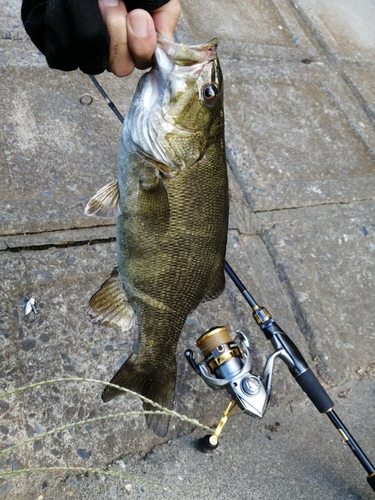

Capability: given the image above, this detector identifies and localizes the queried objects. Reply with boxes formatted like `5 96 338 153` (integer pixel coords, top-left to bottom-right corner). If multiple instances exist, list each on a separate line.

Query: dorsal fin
87 268 136 331
84 180 121 217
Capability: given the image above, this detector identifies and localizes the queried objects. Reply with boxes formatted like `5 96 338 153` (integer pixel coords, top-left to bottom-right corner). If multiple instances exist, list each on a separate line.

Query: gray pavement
1 0 375 498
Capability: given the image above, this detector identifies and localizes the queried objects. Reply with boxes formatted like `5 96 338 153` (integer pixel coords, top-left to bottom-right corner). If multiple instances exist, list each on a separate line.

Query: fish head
123 37 223 175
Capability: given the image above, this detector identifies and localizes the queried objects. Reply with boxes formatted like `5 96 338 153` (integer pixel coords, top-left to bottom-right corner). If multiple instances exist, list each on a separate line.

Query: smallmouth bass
85 36 228 436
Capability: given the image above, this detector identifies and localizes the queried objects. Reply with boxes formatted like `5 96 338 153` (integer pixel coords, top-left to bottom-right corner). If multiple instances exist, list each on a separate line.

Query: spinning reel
185 326 280 448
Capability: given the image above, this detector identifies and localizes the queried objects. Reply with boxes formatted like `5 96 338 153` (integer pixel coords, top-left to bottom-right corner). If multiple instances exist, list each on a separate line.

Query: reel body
186 327 281 419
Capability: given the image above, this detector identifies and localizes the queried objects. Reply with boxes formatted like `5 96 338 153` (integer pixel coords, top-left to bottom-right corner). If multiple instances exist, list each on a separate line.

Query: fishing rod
86 75 375 492
186 261 375 492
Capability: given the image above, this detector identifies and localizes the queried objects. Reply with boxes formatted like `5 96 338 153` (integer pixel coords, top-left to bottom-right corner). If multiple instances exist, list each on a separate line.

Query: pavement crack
253 198 373 215
1 236 116 253
1 224 115 238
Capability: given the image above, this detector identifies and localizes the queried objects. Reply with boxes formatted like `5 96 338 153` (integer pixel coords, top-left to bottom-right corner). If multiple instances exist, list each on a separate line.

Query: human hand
98 0 181 77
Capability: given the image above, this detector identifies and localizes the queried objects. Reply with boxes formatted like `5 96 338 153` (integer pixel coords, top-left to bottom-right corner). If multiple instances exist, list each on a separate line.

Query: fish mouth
155 35 218 86
143 36 218 113
156 35 218 67
152 36 219 134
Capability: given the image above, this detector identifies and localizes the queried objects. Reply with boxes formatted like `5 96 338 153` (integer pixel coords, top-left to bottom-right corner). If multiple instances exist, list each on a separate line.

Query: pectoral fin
87 268 136 331
85 180 121 217
139 170 170 223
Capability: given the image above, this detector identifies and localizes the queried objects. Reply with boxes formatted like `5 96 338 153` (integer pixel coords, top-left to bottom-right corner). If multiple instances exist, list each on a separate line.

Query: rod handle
295 369 333 413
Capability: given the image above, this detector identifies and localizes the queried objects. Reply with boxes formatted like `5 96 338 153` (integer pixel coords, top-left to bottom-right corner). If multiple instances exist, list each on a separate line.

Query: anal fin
85 180 121 217
87 268 136 331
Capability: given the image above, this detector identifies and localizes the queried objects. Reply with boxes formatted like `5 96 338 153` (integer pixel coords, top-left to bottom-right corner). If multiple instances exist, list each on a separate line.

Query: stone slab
0 49 258 240
2 377 374 499
223 58 375 213
293 0 375 63
261 201 375 385
0 229 313 495
177 0 317 62
0 53 141 235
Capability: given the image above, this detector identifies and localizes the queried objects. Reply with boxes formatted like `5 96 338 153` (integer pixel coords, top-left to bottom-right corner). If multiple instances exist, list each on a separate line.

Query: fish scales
85 36 228 436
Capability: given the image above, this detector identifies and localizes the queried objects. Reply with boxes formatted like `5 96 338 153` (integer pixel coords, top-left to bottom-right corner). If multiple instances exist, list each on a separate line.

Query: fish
85 35 228 437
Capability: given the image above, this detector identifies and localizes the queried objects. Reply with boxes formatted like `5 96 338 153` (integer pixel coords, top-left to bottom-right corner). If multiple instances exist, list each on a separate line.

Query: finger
98 0 134 77
152 0 181 39
127 9 156 70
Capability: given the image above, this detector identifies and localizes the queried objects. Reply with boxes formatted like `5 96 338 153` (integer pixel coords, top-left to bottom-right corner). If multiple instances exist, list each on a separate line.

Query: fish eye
201 83 218 104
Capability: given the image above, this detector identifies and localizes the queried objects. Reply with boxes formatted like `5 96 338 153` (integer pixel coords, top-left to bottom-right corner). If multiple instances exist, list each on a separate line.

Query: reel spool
196 326 243 380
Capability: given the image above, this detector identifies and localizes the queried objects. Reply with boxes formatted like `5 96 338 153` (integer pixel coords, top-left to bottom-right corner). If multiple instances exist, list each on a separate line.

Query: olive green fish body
86 37 228 436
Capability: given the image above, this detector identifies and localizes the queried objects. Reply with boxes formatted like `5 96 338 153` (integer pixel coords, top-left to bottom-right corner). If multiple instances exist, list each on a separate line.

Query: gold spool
196 326 232 358
207 347 241 370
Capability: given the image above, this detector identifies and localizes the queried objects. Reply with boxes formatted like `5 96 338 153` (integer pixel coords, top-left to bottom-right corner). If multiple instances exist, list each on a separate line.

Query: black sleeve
21 0 170 75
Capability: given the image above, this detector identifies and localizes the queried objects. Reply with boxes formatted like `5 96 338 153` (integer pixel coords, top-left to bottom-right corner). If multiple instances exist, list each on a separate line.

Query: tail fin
102 354 176 437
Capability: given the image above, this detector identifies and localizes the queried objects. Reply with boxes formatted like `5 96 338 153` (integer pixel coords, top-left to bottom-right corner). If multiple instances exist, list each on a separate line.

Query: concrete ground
1 0 375 498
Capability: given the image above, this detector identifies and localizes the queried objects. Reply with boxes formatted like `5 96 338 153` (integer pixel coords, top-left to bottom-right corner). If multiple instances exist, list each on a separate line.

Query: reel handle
198 434 219 452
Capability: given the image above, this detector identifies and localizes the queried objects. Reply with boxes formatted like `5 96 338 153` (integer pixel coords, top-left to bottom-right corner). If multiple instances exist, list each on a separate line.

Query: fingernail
100 0 119 6
129 10 149 35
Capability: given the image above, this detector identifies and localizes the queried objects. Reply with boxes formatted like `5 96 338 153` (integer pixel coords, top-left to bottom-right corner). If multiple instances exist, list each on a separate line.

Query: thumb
127 9 157 70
